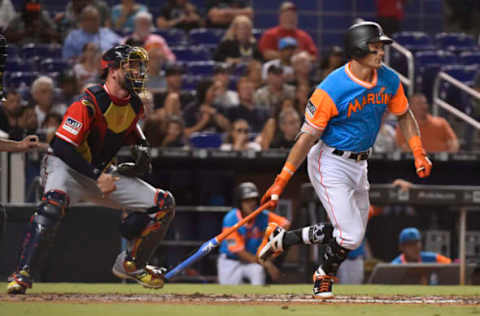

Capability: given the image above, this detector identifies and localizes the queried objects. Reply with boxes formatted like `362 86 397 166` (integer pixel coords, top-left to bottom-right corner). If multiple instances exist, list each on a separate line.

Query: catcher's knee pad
120 189 176 269
17 190 69 273
318 238 350 276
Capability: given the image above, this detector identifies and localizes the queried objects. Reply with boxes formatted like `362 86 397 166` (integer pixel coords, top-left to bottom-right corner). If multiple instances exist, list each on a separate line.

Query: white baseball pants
217 254 266 285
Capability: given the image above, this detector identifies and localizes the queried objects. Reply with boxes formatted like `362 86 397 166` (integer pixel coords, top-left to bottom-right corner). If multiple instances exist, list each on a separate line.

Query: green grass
0 282 479 296
1 283 479 316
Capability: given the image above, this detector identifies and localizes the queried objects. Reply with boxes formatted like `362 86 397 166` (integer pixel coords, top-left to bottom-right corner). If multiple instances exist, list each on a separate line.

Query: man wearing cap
258 1 318 61
254 64 295 113
217 182 290 285
153 64 194 111
392 227 451 264
261 37 297 81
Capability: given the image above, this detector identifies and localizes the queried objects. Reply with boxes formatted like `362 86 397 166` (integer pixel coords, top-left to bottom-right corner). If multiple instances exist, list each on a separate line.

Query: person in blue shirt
392 227 451 264
217 182 290 285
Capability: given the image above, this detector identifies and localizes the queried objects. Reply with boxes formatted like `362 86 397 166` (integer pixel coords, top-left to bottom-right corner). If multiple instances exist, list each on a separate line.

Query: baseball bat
164 200 274 280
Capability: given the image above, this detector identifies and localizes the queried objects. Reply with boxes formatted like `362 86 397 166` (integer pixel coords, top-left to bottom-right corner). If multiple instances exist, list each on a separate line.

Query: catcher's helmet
101 44 149 95
234 182 259 207
344 21 392 59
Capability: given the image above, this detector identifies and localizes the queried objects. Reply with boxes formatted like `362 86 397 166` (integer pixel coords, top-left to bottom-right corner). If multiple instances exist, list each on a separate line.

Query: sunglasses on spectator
235 128 249 133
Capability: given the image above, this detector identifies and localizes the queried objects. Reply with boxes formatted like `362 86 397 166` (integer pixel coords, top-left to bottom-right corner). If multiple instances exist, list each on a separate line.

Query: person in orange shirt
396 93 459 152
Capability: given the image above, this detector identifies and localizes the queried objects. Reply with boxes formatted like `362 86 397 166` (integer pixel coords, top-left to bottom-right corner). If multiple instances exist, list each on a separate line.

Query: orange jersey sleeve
388 82 409 116
55 100 94 147
436 254 452 264
223 228 245 253
304 88 338 130
267 212 290 229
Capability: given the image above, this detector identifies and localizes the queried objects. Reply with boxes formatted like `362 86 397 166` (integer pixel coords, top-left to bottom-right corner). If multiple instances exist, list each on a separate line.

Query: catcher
7 44 176 294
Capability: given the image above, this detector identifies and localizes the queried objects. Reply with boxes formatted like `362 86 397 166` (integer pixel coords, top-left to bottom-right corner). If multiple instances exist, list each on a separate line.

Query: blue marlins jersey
391 251 452 264
304 62 409 152
219 208 289 260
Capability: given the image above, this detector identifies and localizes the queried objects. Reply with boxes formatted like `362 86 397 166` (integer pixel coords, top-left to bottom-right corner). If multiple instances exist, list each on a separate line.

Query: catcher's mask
101 45 149 95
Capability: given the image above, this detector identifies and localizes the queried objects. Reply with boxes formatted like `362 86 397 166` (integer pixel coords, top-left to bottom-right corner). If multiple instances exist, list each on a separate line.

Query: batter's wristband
279 162 296 182
408 135 426 157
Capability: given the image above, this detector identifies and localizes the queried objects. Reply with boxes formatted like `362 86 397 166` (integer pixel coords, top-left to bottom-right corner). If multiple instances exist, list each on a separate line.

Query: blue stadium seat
438 64 478 111
22 43 62 59
153 28 188 46
189 28 225 46
252 29 263 41
6 72 37 88
189 132 223 149
434 32 476 52
187 61 217 76
6 44 20 61
182 75 202 91
39 59 69 73
171 46 211 62
458 51 480 66
415 50 457 102
5 60 35 72
392 32 434 51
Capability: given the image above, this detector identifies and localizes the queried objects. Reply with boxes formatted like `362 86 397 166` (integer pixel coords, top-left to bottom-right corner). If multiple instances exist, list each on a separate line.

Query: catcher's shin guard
9 191 68 293
119 189 175 271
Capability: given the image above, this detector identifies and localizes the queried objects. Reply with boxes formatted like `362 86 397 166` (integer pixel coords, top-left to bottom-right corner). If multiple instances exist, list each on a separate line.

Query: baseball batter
257 21 432 299
7 45 176 294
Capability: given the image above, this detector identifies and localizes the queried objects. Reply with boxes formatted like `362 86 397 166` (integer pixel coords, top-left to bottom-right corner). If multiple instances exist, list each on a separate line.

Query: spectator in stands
254 64 295 113
376 0 406 36
0 90 23 134
183 79 231 137
316 45 345 82
73 42 102 87
226 77 268 133
56 70 80 108
213 15 262 64
8 105 38 142
294 82 311 114
0 0 16 31
111 0 148 32
30 76 67 127
206 0 254 29
245 60 263 89
259 106 300 149
374 119 397 153
56 0 111 38
39 112 62 143
5 0 59 44
124 11 176 63
63 6 121 61
160 116 186 148
396 93 459 152
144 46 168 93
262 37 297 82
212 64 239 109
156 0 202 31
220 119 260 151
392 227 451 264
218 182 289 285
258 1 318 61
290 51 314 88
153 63 194 111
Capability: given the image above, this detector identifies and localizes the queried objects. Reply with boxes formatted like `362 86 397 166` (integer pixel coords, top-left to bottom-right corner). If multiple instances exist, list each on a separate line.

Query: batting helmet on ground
344 21 392 59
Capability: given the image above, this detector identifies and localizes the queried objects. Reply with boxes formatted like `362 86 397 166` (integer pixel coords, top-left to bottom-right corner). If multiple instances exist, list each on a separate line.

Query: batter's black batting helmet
344 21 392 59
234 182 259 207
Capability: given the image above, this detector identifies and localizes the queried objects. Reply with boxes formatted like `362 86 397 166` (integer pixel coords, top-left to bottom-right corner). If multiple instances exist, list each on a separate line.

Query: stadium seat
153 29 188 46
182 75 202 91
434 32 477 52
458 51 480 66
187 61 217 76
189 28 225 46
438 65 479 111
189 132 223 148
171 46 211 62
252 29 263 41
5 60 34 72
392 32 435 51
39 59 69 73
6 44 19 60
6 72 37 88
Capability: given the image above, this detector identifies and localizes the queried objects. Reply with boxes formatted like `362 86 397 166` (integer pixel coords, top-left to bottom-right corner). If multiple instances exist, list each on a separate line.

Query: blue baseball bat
163 201 273 281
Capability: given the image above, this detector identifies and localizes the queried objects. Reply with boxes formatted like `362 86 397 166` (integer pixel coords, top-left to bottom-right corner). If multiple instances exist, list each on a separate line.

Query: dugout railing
301 183 480 285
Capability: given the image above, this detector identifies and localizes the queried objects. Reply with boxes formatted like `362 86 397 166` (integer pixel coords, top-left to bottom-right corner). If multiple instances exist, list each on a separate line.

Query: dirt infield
2 293 480 305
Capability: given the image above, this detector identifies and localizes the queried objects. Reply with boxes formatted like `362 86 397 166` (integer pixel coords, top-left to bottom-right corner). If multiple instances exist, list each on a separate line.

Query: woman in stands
220 119 261 151
213 15 263 64
73 42 101 87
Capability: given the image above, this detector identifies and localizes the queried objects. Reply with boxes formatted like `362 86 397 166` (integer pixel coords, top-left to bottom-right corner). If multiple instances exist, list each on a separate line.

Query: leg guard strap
319 238 350 276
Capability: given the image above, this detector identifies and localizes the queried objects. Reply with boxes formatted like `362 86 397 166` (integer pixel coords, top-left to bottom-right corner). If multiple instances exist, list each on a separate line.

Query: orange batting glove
260 162 296 209
409 136 432 178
